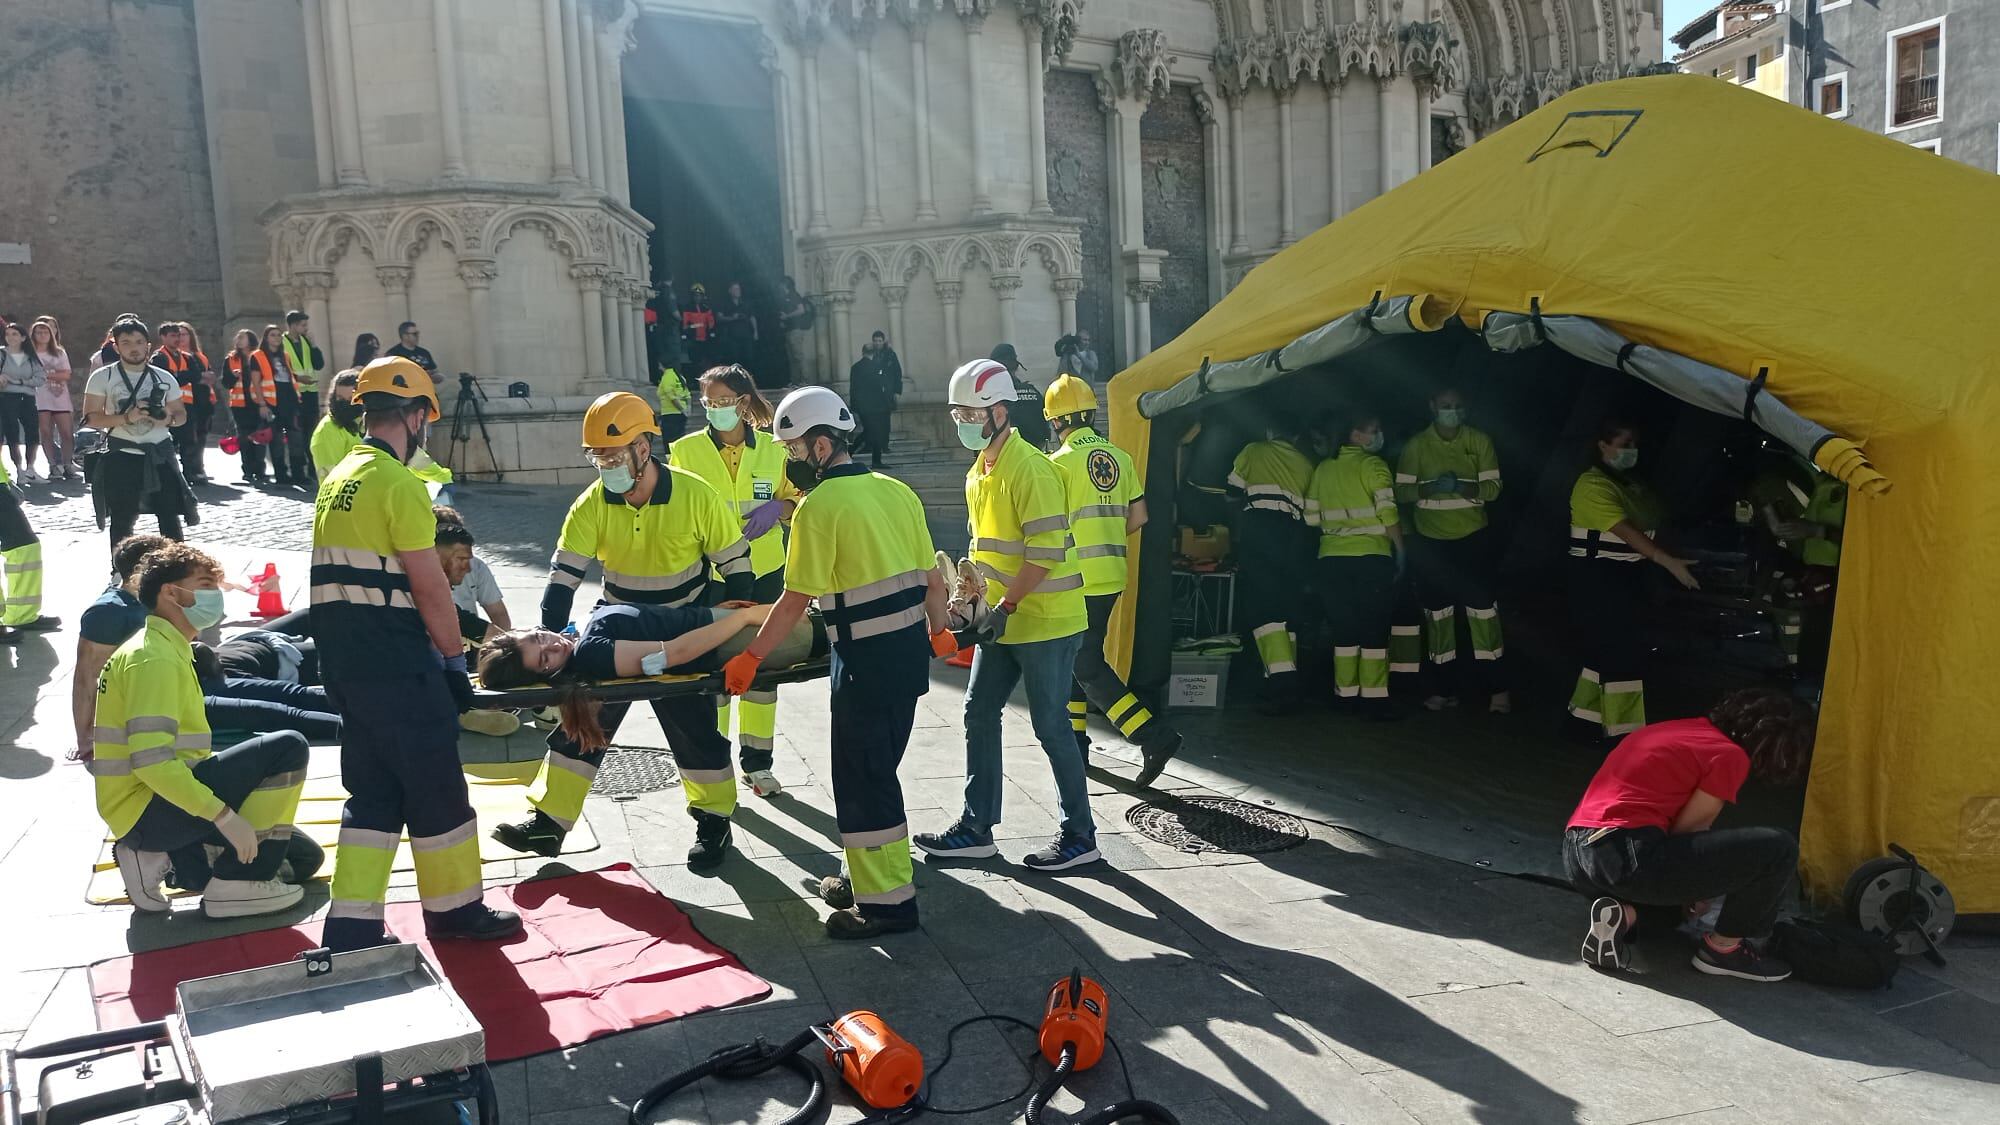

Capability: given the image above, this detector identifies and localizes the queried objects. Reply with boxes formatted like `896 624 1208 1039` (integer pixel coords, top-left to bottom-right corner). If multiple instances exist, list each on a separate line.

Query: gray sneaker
115 840 173 912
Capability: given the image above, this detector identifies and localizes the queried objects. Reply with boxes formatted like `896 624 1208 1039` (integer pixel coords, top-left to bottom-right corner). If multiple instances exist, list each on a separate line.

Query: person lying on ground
1563 685 1816 983
190 641 340 744
92 542 311 919
476 601 814 752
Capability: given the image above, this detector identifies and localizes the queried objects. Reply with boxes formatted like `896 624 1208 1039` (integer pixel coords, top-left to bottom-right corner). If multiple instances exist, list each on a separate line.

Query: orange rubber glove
723 651 763 695
930 628 960 659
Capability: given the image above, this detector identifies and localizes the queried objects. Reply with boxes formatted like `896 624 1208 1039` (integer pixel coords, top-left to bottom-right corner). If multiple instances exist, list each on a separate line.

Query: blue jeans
962 632 1093 839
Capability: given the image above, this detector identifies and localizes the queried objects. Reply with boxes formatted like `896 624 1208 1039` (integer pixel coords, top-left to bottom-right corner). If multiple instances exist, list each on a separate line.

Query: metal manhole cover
591 748 678 796
1126 796 1309 855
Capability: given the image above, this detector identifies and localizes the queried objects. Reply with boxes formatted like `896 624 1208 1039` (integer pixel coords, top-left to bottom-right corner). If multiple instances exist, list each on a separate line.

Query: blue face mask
182 587 226 632
1435 407 1464 429
598 463 636 494
957 421 991 451
1607 446 1639 471
706 405 739 432
1359 431 1385 454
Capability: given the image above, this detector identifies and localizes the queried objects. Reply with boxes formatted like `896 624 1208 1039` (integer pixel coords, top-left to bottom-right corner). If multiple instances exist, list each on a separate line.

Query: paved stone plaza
3 476 1996 1125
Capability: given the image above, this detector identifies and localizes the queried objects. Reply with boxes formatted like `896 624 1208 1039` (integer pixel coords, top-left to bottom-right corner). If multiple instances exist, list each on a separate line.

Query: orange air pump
627 1010 923 1125
1040 968 1108 1071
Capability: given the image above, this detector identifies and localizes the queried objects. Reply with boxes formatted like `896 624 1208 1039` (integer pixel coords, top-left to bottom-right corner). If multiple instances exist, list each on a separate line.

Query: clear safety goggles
949 406 989 426
583 443 638 469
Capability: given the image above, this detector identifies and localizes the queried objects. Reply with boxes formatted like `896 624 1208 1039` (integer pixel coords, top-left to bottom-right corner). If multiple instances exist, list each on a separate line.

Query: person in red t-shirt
1563 686 1815 982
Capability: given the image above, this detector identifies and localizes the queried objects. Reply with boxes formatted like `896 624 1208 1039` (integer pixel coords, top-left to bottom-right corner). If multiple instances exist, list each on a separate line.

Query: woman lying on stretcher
474 601 820 750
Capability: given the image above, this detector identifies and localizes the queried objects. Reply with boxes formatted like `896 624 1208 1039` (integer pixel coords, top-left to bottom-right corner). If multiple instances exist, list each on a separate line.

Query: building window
1909 138 1941 154
1889 19 1944 129
1742 53 1758 81
1758 44 1778 66
1814 73 1849 118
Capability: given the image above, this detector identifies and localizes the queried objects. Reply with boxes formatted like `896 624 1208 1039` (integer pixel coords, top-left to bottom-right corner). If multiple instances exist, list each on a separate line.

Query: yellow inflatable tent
1105 74 2000 911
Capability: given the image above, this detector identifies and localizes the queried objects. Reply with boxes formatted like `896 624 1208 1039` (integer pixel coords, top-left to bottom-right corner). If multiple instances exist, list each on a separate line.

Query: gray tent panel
1136 296 1428 420
1482 312 1833 462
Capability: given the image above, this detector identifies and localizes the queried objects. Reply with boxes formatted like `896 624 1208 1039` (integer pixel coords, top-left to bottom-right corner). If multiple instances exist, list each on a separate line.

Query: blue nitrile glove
1430 471 1459 496
442 653 476 713
740 499 787 540
561 623 579 637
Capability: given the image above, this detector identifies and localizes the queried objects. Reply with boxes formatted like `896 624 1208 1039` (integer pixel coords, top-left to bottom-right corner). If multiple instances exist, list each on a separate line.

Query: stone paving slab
7 481 2000 1124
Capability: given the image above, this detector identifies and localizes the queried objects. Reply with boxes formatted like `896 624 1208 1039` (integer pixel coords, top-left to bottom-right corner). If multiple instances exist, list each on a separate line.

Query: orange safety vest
153 347 194 404
226 350 276 409
683 307 715 342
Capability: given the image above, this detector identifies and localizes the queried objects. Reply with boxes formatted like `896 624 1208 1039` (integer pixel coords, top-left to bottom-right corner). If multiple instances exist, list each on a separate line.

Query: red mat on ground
87 864 770 1062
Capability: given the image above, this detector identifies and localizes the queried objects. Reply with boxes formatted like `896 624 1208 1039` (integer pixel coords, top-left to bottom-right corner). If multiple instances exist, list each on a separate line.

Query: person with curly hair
1563 686 1817 982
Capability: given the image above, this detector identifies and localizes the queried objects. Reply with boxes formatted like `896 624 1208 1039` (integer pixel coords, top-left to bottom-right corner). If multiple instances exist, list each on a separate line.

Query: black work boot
1134 730 1184 788
491 810 566 858
688 811 733 870
427 903 523 942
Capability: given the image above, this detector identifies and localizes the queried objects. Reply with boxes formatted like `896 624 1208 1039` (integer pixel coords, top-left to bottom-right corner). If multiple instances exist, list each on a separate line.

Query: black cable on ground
915 1014 1043 1116
627 1028 825 1125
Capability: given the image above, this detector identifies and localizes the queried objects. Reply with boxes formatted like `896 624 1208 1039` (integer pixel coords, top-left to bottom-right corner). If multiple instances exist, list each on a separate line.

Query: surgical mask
1435 407 1464 428
1359 431 1385 454
1607 446 1639 471
598 462 636 493
404 417 430 465
640 648 668 676
956 421 991 451
181 587 226 632
330 400 362 429
706 405 739 432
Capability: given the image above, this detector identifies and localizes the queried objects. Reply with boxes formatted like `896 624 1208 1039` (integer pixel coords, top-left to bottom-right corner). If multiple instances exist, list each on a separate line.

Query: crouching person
94 543 308 918
1563 686 1815 982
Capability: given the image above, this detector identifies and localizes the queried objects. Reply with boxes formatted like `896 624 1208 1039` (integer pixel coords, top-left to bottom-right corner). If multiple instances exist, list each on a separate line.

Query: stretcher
469 613 834 709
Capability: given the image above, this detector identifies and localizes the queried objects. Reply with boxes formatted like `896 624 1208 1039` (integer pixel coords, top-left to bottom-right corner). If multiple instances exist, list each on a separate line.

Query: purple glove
741 500 787 540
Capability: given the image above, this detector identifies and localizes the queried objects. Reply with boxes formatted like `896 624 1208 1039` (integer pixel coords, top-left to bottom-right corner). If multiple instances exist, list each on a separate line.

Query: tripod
449 372 503 482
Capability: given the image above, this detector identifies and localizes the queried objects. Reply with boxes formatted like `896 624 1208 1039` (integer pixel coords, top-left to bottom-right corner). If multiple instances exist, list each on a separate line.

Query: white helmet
772 385 856 439
948 358 1018 409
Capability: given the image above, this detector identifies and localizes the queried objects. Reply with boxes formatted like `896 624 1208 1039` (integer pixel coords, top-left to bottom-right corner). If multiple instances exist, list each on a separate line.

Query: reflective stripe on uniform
1072 503 1128 521
410 817 484 914
1417 497 1482 510
843 825 915 905
311 583 417 609
530 752 599 829
824 568 930 643
1569 526 1645 562
680 766 737 818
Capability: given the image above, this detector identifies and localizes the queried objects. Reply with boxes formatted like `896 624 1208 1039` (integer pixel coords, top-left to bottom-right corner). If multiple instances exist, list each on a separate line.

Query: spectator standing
81 317 196 550
352 333 381 368
682 284 717 372
154 323 213 484
715 281 758 371
776 276 815 383
280 309 325 433
1057 329 1100 385
384 321 440 381
260 326 307 486
222 329 278 484
31 319 75 480
182 323 216 477
848 331 902 469
648 276 684 376
989 343 1048 450
0 321 46 481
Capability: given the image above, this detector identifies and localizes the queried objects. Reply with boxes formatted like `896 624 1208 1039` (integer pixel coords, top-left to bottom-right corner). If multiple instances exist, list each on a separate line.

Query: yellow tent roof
1107 74 2000 910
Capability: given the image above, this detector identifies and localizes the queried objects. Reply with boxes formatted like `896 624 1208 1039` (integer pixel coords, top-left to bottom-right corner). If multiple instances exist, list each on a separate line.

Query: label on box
1168 673 1220 709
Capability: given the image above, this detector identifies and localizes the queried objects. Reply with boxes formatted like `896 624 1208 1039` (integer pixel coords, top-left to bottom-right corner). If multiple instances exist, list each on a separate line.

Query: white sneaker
1423 695 1458 712
114 840 173 912
201 877 305 919
1489 692 1513 715
744 769 784 798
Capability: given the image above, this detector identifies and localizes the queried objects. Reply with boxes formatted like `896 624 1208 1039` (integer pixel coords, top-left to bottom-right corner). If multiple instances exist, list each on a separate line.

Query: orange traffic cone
252 563 286 618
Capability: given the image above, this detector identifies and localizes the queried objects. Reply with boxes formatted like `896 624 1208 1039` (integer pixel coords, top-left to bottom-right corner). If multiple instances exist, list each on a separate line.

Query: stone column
1276 84 1297 246
1326 76 1345 219
573 264 609 384
936 281 962 362
826 292 855 381
1023 16 1052 215
578 2 605 192
1377 74 1396 195
599 11 633 204
458 260 498 375
297 276 335 381
908 16 937 223
543 0 576 181
1129 280 1158 359
630 285 651 381
1226 92 1249 254
1195 90 1223 298
1053 278 1080 335
605 279 630 382
964 14 992 216
992 275 1021 347
325 0 368 186
1416 79 1433 172
882 286 908 368
1111 96 1145 250
561 0 592 185
302 0 336 188
801 45 830 234
856 26 883 228
432 0 467 179
375 265 413 335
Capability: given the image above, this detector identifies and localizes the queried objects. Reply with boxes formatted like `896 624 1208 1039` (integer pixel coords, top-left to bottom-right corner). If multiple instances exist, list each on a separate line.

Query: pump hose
1022 1046 1075 1125
627 1028 825 1125
1022 1043 1180 1125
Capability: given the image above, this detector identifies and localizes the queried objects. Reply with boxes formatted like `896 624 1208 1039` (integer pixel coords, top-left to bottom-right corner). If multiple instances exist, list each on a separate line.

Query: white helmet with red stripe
947 358 1019 409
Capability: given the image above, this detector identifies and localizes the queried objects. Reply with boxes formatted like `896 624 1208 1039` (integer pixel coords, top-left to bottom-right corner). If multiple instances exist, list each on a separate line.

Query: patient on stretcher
938 551 990 633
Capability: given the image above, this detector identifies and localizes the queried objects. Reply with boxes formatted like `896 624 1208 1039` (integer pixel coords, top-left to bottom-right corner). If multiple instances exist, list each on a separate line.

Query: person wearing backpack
1563 686 1816 982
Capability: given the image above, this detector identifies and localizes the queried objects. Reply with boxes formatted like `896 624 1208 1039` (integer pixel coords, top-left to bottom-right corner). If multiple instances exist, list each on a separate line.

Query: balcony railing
1893 75 1940 125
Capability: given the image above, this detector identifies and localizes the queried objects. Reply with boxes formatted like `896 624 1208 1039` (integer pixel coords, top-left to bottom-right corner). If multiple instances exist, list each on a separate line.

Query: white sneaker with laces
114 840 173 912
744 769 784 798
201 877 305 918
